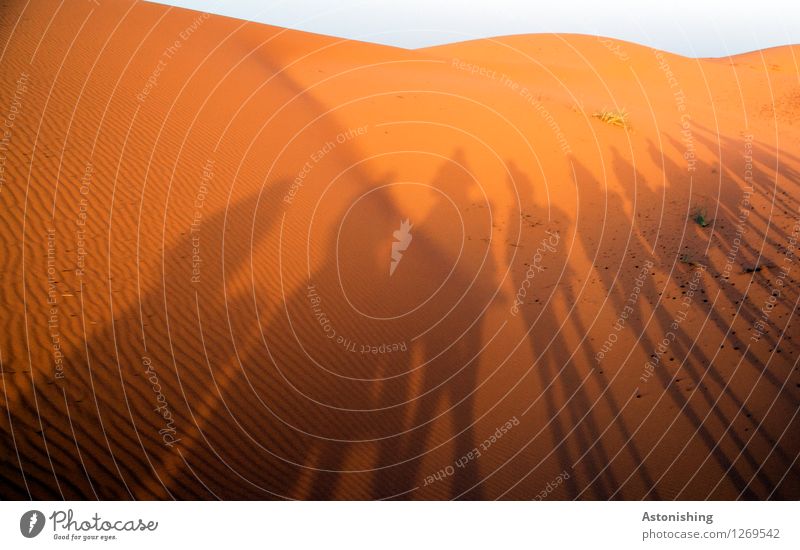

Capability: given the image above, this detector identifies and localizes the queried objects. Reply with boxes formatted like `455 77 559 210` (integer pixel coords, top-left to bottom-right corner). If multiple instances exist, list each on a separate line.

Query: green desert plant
679 253 700 267
691 206 710 227
593 107 629 128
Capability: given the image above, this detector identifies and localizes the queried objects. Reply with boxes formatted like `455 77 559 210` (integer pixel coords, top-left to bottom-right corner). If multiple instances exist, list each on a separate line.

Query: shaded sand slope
1 0 798 499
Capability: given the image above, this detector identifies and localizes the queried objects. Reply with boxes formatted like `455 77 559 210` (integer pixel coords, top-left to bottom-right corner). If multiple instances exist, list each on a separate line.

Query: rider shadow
598 144 790 499
51 186 288 499
505 159 631 499
388 149 498 500
258 150 498 500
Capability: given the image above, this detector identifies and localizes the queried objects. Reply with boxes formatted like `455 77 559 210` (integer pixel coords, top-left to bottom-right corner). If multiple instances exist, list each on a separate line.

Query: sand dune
1 0 799 499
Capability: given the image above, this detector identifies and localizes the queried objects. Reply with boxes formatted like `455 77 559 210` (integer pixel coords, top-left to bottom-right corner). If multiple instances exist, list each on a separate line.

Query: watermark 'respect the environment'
451 58 572 154
136 13 210 103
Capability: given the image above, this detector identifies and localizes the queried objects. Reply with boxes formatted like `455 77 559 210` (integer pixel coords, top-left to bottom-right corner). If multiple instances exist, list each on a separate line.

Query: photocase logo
20 510 45 538
390 219 413 276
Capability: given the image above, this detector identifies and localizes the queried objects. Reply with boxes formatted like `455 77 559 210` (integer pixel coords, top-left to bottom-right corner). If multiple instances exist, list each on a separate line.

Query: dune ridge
0 0 799 500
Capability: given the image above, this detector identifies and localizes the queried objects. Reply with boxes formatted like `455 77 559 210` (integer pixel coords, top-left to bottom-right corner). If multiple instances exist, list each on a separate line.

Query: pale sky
148 0 800 58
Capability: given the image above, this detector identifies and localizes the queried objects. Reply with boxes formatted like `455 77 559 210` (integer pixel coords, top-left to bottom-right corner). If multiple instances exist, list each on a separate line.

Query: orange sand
1 0 799 499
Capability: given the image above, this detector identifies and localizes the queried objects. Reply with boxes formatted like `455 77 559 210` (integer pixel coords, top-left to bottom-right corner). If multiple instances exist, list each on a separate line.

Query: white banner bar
2 501 797 549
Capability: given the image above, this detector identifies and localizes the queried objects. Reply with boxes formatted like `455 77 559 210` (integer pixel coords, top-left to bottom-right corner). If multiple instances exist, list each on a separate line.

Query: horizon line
145 0 800 59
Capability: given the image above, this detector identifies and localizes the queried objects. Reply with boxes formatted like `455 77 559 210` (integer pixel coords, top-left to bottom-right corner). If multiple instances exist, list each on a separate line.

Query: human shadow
595 138 798 499
261 149 499 499
504 159 639 499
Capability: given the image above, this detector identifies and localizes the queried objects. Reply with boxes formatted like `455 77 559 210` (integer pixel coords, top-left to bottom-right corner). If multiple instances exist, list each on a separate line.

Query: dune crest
1 0 798 500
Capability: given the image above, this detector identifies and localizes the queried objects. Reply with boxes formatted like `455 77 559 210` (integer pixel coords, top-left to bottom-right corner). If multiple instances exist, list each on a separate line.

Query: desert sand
0 0 798 499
